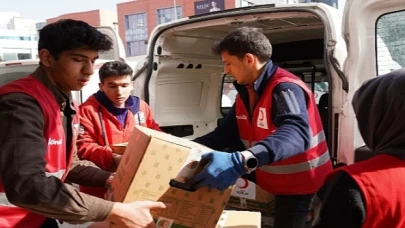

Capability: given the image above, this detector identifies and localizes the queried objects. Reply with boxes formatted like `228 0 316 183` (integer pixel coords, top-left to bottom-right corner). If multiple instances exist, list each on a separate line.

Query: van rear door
338 0 405 164
96 26 126 61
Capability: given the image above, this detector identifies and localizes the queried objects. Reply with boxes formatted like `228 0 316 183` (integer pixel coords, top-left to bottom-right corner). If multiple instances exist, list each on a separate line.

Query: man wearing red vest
77 60 161 198
310 69 405 228
192 27 333 227
0 19 167 228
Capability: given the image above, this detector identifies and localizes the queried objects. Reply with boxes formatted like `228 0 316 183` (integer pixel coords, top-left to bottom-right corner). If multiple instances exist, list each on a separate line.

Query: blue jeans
274 194 314 228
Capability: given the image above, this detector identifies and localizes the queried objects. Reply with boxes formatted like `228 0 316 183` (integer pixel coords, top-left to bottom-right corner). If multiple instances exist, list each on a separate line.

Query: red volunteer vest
236 68 333 195
0 75 78 228
328 154 405 228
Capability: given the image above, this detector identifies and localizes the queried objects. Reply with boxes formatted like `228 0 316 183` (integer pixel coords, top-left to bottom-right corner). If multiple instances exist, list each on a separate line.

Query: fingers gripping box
108 126 232 228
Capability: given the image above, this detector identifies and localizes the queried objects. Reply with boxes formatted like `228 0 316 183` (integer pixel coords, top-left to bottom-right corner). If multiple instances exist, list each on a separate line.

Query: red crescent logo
259 109 265 121
237 179 249 189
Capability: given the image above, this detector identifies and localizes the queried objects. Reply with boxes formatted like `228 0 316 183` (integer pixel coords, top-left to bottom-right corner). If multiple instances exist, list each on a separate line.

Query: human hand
107 201 170 228
112 153 122 166
191 151 244 191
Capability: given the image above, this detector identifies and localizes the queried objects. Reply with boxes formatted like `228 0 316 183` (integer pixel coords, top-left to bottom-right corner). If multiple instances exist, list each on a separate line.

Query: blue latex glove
192 151 245 191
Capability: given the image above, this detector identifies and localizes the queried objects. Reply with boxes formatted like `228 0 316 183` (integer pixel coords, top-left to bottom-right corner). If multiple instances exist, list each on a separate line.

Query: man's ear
245 53 256 66
38 49 54 67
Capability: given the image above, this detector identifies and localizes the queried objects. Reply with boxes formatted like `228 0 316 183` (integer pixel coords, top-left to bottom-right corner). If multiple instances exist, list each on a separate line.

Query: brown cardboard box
87 210 261 228
217 210 261 228
109 126 232 228
227 178 275 212
110 143 128 155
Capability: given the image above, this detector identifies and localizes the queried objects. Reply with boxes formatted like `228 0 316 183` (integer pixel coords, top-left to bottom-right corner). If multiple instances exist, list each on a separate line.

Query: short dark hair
38 19 112 60
212 27 272 62
99 61 133 83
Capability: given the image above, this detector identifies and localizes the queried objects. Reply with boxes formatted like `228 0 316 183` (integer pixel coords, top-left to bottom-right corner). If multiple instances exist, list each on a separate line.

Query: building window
2 53 17 61
125 13 148 56
0 36 37 41
17 53 32 60
157 6 183 25
127 41 148 57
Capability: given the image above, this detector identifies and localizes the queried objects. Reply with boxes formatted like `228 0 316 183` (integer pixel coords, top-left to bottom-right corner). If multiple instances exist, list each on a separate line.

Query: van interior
148 10 332 155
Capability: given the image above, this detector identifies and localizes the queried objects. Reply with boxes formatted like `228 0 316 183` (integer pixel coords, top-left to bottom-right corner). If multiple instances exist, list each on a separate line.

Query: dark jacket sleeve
193 105 245 151
311 171 366 228
249 82 311 165
66 147 112 187
0 93 113 224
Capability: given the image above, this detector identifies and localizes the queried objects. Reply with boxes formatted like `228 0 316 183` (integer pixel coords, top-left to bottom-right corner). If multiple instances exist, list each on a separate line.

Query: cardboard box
87 210 261 228
109 126 232 228
217 210 261 228
110 143 127 155
227 178 275 212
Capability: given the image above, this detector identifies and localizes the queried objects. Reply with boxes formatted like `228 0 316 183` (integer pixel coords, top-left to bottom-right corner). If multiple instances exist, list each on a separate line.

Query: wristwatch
240 151 258 173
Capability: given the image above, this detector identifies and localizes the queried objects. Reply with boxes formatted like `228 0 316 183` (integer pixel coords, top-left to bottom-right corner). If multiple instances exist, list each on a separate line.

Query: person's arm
248 82 311 166
193 105 245 151
66 146 112 187
0 93 113 223
190 83 312 190
310 171 366 228
77 107 114 170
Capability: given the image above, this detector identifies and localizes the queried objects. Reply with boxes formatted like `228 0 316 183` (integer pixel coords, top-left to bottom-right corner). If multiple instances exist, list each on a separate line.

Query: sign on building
195 0 225 15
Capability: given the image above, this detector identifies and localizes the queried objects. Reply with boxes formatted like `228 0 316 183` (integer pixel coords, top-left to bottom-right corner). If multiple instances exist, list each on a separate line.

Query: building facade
0 12 43 61
0 29 38 61
117 0 246 57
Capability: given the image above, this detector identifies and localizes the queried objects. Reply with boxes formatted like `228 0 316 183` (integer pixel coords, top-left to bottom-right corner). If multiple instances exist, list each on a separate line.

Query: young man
311 69 405 228
191 27 333 228
77 60 160 198
0 19 167 228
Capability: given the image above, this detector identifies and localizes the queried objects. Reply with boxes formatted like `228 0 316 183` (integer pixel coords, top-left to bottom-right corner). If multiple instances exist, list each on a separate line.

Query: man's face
99 75 133 108
212 1 217 7
44 48 99 93
221 51 254 85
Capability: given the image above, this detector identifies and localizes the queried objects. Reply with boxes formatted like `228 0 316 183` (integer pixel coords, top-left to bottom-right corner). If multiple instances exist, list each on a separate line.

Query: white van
130 0 404 166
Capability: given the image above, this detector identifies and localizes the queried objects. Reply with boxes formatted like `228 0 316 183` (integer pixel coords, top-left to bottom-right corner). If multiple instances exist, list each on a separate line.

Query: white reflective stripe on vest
242 130 329 174
259 150 330 174
0 192 16 207
310 130 326 148
0 170 65 207
45 169 66 179
242 130 325 150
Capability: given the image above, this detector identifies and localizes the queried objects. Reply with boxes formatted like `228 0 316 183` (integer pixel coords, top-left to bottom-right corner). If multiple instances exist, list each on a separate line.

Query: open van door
96 26 126 61
338 0 405 165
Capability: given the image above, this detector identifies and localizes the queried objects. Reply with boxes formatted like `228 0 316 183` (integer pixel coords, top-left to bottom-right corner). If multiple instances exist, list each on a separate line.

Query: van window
306 81 328 104
220 70 328 114
376 10 405 76
221 75 237 115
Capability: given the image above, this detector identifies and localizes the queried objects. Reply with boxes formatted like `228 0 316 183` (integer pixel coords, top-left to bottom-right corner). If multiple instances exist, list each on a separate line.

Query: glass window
376 10 405 76
125 12 148 56
2 53 17 61
127 41 148 57
221 75 237 111
17 53 31 60
0 36 36 41
157 6 183 25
